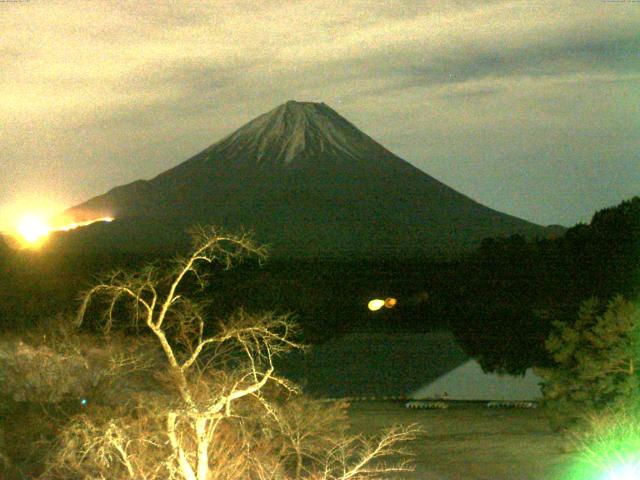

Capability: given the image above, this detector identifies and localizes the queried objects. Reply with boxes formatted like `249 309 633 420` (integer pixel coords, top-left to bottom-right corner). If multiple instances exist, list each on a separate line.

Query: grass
346 401 572 480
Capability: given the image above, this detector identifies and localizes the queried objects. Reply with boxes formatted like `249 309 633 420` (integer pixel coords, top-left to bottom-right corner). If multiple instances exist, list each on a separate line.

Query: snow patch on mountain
209 101 371 166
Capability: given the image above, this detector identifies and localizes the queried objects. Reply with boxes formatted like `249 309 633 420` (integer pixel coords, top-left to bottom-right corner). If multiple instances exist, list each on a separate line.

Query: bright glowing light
384 297 397 309
368 299 385 311
368 297 398 311
17 214 50 244
56 216 114 232
10 214 115 248
604 462 640 480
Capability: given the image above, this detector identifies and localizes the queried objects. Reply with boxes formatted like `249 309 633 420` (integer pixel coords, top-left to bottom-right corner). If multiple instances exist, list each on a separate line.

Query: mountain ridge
61 100 556 258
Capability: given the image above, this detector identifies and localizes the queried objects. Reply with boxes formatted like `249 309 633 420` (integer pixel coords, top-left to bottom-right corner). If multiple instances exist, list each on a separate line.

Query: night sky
1 0 638 231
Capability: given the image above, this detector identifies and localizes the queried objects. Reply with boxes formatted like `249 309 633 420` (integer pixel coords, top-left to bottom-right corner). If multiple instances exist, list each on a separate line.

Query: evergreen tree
537 295 640 424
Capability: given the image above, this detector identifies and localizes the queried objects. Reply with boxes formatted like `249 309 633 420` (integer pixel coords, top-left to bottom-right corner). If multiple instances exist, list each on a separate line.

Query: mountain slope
62 101 553 258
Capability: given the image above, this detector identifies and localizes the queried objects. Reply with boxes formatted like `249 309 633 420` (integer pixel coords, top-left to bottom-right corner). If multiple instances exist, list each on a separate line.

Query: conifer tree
537 295 640 424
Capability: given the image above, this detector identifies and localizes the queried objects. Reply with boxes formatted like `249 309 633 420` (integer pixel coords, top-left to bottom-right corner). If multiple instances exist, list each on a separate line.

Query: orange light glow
17 214 50 245
56 217 114 232
368 297 398 312
384 297 397 308
11 214 114 248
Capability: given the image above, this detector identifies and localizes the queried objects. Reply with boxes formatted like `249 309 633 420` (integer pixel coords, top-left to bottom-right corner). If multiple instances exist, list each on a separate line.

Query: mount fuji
61 101 555 258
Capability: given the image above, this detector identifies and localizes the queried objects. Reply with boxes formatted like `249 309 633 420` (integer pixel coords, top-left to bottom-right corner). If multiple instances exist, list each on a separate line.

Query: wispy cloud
1 0 638 227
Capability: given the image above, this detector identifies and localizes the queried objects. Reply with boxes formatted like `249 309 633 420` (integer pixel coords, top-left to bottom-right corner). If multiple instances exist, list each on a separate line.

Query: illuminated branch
59 227 418 480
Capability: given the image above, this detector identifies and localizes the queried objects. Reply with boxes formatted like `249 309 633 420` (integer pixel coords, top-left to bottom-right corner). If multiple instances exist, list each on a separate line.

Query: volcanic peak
63 99 554 258
206 100 380 167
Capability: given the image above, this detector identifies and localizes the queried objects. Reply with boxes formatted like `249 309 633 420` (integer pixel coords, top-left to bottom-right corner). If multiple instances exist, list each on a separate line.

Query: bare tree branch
48 227 417 480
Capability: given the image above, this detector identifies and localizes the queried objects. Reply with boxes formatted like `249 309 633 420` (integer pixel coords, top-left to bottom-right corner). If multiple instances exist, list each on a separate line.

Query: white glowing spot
605 462 640 480
368 299 385 311
56 217 114 232
17 215 50 244
12 214 115 248
368 297 398 312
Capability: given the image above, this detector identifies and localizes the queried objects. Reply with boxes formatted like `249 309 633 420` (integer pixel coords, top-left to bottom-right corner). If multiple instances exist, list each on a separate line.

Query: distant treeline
450 196 640 374
0 197 638 374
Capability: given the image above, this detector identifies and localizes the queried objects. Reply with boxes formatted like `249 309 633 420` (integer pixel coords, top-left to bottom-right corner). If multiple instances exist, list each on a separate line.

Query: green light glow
565 457 640 480
562 409 640 480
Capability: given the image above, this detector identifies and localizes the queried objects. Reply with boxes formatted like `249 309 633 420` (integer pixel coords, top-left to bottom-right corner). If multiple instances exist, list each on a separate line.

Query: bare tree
44 227 418 480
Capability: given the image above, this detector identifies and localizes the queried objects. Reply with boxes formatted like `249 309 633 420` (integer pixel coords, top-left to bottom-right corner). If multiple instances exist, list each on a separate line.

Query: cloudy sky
1 0 638 230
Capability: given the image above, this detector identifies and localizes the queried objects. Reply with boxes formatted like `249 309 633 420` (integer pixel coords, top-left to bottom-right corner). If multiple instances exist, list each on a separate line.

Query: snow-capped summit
168 100 399 171
211 100 371 165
